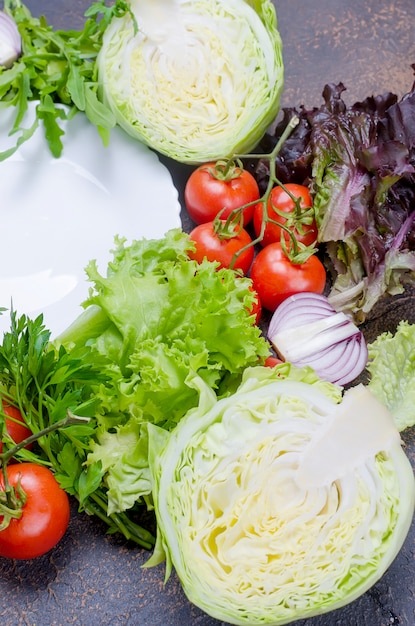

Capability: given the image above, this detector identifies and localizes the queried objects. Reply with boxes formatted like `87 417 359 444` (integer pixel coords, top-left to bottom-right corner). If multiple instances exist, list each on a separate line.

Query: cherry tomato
0 463 70 559
248 286 262 324
184 161 260 226
250 243 326 311
253 184 318 248
0 403 32 455
264 356 283 367
189 221 254 275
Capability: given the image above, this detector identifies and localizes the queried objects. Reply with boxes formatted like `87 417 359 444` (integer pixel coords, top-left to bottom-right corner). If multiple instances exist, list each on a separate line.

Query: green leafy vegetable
0 312 156 548
147 366 415 625
367 320 415 431
57 229 269 514
97 0 284 163
0 0 120 159
1 230 268 543
249 76 415 323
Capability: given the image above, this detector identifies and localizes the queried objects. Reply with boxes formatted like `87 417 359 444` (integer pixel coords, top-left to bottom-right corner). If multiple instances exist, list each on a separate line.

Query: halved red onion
268 292 334 333
0 11 22 68
295 337 363 385
268 292 368 386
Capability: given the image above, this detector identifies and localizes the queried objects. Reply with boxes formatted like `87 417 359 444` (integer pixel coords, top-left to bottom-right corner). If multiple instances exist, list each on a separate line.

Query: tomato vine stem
213 115 319 270
0 412 90 530
0 412 90 468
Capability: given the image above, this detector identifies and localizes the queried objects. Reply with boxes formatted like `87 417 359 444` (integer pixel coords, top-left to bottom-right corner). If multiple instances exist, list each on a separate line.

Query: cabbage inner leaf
148 369 415 625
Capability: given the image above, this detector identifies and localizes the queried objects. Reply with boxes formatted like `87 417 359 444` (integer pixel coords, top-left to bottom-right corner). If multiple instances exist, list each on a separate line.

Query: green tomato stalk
0 412 88 530
214 114 320 268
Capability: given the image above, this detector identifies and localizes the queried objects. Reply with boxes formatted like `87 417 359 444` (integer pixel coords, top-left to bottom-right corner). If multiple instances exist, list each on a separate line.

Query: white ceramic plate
0 102 181 337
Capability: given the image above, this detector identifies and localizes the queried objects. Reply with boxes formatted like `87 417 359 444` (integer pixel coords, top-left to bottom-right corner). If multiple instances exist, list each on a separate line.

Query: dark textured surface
1 1 415 625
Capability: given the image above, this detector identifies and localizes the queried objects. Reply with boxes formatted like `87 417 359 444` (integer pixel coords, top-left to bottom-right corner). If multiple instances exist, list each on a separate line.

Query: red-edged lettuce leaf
249 66 415 323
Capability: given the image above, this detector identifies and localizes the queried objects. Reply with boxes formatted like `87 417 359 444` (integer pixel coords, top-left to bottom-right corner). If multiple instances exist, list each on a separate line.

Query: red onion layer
0 11 22 69
268 292 368 386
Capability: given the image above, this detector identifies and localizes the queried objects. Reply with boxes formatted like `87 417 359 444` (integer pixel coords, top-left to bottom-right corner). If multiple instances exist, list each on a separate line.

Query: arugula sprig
0 311 155 549
0 0 132 161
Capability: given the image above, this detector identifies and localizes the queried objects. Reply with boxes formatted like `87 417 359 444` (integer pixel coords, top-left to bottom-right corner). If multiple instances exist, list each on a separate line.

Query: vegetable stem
220 115 317 269
0 412 90 468
0 406 84 531
86 491 155 550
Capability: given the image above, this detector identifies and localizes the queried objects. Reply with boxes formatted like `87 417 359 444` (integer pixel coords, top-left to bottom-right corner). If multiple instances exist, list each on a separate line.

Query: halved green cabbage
147 365 415 625
97 0 284 163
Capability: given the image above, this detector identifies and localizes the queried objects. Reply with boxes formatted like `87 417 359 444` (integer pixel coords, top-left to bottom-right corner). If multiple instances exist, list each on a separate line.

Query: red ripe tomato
250 243 326 311
0 403 32 455
184 161 260 226
248 286 262 324
0 463 70 559
189 221 254 275
253 184 318 248
264 356 283 367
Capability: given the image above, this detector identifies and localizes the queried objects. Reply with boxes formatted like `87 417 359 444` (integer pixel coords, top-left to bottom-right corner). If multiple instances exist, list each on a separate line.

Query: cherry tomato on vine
184 161 260 226
189 220 255 275
253 183 318 248
0 463 70 559
0 403 32 455
250 242 326 311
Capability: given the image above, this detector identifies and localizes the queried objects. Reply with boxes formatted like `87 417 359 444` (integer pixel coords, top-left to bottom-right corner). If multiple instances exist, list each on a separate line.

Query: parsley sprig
0 311 155 549
0 0 131 161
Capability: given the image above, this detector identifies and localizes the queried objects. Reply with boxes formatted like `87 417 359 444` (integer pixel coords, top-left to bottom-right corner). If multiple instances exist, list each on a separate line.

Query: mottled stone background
1 2 414 625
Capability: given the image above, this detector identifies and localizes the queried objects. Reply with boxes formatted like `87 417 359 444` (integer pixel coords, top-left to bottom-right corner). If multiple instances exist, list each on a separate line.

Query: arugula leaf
0 0 123 159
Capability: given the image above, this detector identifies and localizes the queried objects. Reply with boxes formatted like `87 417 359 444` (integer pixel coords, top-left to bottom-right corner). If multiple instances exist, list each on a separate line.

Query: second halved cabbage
97 0 284 163
147 365 415 625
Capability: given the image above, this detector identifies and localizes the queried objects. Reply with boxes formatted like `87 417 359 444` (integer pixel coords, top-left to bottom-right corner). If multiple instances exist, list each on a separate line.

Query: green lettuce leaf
87 418 152 515
57 229 269 513
367 320 415 431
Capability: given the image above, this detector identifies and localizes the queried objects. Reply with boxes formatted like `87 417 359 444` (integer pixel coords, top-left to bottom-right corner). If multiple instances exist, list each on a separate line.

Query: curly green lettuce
57 229 269 514
367 319 415 431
